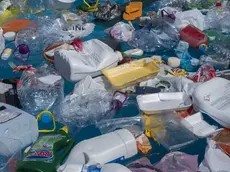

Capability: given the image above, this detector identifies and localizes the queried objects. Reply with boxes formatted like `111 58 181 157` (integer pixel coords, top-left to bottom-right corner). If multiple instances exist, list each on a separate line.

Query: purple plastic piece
13 44 30 63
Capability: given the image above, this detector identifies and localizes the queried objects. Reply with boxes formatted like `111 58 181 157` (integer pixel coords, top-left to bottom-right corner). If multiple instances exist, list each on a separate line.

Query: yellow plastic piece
103 58 160 90
36 110 56 133
123 2 143 21
83 0 99 11
60 126 69 134
0 8 20 26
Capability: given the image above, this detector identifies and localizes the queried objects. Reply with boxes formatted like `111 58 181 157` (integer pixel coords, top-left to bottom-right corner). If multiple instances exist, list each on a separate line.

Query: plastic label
0 108 21 124
25 134 65 163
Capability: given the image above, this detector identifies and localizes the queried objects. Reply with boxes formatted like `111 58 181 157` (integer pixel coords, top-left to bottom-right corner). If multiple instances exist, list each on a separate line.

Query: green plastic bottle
17 127 74 172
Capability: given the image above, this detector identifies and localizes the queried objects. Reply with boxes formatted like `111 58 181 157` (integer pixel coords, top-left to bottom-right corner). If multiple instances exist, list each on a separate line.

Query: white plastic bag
109 22 133 42
0 28 5 55
174 9 205 31
199 140 230 172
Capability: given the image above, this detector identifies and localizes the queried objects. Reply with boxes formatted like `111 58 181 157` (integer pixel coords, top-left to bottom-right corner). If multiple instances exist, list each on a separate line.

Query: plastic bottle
17 127 74 172
205 1 229 29
200 55 229 71
54 39 123 82
58 129 137 172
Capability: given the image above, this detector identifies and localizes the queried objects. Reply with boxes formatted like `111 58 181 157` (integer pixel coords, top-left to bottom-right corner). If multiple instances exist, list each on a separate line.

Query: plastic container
179 24 208 49
17 127 74 172
144 112 196 151
182 112 220 138
0 137 21 172
103 58 160 89
0 102 38 150
54 39 123 82
137 92 192 115
58 129 137 172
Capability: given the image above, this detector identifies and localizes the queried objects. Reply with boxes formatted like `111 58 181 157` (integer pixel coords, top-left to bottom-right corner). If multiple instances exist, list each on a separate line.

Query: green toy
17 127 74 172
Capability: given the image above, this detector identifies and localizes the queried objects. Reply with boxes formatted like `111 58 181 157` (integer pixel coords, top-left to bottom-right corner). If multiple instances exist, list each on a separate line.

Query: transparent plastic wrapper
188 0 217 9
96 116 144 135
57 76 126 129
144 112 196 151
15 16 73 55
17 63 64 116
150 0 189 12
0 28 5 55
128 17 179 53
220 14 230 33
0 137 21 172
154 152 198 172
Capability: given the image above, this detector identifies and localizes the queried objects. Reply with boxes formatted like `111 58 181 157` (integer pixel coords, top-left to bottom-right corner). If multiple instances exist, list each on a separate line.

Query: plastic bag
199 140 230 172
56 76 122 129
128 17 179 53
192 64 216 82
154 152 198 172
174 9 205 31
17 63 64 116
0 28 5 55
108 22 133 42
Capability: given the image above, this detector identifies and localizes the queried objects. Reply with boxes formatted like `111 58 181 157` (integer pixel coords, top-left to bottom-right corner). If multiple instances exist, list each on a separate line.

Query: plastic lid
115 51 123 61
216 1 222 7
3 32 16 41
115 129 137 158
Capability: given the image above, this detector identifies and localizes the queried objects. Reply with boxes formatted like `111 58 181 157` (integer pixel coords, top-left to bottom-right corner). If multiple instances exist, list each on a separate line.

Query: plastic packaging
17 63 64 116
57 76 118 129
54 39 123 82
193 77 230 128
96 116 144 134
108 22 133 42
17 127 74 172
204 2 230 30
0 102 38 151
0 28 5 55
150 0 189 12
103 58 160 89
192 64 216 82
58 129 138 172
182 112 220 138
137 92 192 115
128 17 179 53
144 112 196 151
0 137 21 172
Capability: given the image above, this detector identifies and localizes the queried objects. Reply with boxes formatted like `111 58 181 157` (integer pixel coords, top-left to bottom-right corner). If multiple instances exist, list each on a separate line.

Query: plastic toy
36 110 56 133
123 2 143 21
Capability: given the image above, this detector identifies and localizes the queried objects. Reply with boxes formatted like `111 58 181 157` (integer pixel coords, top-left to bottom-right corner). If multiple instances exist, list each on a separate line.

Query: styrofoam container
182 112 221 138
137 92 192 114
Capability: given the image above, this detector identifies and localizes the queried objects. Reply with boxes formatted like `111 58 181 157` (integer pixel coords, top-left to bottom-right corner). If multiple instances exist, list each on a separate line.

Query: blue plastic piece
41 113 52 123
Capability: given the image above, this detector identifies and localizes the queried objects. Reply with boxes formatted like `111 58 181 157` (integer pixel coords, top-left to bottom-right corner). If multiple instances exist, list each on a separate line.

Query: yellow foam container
103 58 160 90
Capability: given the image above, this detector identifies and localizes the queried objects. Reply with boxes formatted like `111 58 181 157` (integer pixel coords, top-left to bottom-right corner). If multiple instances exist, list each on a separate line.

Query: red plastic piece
216 1 222 7
179 25 208 49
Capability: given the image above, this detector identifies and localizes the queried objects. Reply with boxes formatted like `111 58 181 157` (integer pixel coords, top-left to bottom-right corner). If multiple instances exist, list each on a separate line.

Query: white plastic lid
115 129 137 158
115 51 123 61
3 32 16 41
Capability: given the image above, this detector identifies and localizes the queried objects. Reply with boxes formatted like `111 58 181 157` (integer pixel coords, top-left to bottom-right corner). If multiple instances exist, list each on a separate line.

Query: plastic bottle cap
41 113 52 123
3 32 16 41
216 1 222 7
115 51 123 61
168 57 180 68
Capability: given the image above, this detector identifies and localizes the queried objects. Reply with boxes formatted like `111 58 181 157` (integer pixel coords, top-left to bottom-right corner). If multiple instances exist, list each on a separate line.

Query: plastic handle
58 138 75 165
13 44 30 63
36 110 56 133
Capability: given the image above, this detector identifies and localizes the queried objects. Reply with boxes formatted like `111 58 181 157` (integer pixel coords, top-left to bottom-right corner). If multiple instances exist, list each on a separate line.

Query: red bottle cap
216 1 222 7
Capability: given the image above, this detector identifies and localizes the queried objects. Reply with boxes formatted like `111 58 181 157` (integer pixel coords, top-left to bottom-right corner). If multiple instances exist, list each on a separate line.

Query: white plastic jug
58 129 137 172
0 103 38 155
54 39 123 82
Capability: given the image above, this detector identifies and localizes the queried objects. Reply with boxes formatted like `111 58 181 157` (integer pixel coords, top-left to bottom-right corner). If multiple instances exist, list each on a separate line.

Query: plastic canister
58 129 137 172
54 39 123 82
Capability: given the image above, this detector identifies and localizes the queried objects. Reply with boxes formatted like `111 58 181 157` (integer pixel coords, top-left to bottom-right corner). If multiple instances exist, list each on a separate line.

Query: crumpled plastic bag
199 140 230 172
17 63 64 116
0 28 5 55
57 76 116 129
154 152 198 172
127 152 198 172
108 22 133 42
174 9 205 31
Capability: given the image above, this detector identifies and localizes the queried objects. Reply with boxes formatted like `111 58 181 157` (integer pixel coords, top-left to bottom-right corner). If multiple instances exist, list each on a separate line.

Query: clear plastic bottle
205 1 230 29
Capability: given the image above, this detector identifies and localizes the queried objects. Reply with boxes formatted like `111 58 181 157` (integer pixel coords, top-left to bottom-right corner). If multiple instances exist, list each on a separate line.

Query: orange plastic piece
123 2 143 21
2 19 32 33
